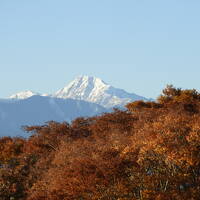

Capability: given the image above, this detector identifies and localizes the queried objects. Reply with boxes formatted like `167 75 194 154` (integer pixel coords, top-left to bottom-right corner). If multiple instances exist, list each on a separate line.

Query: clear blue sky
1 0 200 99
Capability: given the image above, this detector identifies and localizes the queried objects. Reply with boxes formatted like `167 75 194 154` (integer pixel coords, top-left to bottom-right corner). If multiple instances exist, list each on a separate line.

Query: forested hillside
0 85 200 200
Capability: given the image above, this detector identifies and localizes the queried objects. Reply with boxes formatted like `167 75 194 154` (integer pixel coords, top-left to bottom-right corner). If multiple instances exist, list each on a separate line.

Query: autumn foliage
1 85 200 199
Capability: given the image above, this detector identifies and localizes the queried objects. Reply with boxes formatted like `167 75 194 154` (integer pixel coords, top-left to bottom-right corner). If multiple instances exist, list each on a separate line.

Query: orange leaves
2 85 200 199
126 100 162 113
157 85 200 114
0 137 24 164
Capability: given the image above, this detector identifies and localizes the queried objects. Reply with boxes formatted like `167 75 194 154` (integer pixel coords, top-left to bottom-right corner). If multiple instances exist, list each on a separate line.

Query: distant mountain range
9 75 149 108
0 96 107 137
1 76 149 137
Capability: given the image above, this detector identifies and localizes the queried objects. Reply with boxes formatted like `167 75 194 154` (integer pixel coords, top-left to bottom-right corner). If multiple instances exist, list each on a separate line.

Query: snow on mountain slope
9 90 39 99
8 76 149 108
54 75 148 108
2 76 149 136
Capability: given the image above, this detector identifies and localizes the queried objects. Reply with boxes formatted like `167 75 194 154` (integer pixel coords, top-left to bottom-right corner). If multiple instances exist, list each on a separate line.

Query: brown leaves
1 85 200 199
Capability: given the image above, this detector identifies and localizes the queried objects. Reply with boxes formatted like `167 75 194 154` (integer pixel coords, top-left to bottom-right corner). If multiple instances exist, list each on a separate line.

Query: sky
0 0 200 99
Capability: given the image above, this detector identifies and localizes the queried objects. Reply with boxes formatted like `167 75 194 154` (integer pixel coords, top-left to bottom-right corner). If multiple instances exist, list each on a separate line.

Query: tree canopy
0 85 200 199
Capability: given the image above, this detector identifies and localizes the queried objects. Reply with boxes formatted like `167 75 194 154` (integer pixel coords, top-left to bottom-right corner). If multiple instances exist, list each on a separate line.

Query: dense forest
1 85 200 200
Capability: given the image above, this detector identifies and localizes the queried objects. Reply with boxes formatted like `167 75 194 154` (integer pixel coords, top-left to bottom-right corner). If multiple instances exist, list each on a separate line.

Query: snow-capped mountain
8 76 149 108
54 75 148 108
9 90 39 99
1 76 149 136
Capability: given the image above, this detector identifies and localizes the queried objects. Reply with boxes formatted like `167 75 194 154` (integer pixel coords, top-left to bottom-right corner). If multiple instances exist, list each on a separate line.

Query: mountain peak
73 75 108 87
54 75 148 108
9 90 39 99
8 76 149 108
54 75 109 101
